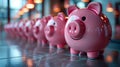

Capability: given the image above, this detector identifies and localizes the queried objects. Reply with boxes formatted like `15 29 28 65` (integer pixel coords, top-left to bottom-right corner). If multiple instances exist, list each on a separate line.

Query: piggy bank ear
44 16 53 23
36 18 41 21
46 15 53 21
43 17 47 22
67 5 78 15
87 2 102 15
57 12 65 21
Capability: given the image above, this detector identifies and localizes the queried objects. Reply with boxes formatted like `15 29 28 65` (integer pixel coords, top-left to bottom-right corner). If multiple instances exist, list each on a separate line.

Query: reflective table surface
0 31 120 67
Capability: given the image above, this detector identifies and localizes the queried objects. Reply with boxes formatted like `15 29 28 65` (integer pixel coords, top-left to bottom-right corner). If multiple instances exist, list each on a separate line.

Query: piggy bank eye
81 16 86 21
35 21 41 26
53 22 56 25
26 21 31 27
47 19 56 26
19 23 23 27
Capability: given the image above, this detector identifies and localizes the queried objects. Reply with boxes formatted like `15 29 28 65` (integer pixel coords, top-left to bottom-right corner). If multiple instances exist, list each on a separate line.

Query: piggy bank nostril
74 27 76 31
69 27 71 30
19 28 22 31
45 26 54 36
34 27 39 34
26 27 29 33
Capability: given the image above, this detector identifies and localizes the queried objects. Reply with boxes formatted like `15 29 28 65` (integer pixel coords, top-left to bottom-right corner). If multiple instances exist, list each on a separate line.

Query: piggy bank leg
70 48 80 61
57 44 65 49
49 43 56 53
87 51 99 59
23 36 27 41
28 37 31 43
79 52 87 56
28 37 35 43
31 37 35 43
70 48 80 56
57 44 65 53
42 40 48 47
37 40 42 47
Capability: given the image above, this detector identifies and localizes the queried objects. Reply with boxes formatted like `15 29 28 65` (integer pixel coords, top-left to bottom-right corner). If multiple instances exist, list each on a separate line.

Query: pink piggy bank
4 24 11 36
33 16 51 46
10 23 15 38
65 2 112 59
4 24 10 34
18 20 27 40
13 22 19 38
24 20 36 42
45 13 67 51
16 22 22 39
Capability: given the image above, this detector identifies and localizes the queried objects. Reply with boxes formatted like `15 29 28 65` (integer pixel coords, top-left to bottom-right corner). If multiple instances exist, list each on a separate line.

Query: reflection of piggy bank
33 16 51 46
24 20 36 42
65 2 112 59
45 13 67 50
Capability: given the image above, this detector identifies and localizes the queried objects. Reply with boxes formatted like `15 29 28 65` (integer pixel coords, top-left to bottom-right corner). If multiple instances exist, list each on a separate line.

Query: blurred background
0 0 120 40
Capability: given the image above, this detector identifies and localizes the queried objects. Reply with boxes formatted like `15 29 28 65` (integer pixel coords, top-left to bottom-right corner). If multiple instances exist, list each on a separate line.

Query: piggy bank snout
19 27 22 32
33 26 39 34
25 27 29 33
67 20 85 40
45 26 54 36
